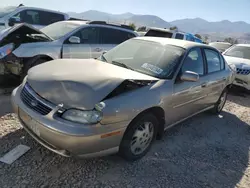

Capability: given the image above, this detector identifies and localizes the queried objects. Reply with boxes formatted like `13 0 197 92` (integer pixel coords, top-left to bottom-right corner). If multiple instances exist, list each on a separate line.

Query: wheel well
35 55 53 62
125 107 165 140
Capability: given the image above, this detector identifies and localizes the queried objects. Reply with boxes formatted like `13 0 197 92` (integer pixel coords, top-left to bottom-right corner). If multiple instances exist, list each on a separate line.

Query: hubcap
218 92 226 111
130 122 154 155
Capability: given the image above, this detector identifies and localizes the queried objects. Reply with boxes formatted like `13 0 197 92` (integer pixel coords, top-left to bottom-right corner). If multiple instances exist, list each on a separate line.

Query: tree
195 34 202 39
137 26 147 32
224 37 238 45
129 23 136 30
170 26 178 31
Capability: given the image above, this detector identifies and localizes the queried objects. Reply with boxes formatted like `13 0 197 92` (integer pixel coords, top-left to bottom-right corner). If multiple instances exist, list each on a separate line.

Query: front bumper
233 74 250 90
11 85 129 158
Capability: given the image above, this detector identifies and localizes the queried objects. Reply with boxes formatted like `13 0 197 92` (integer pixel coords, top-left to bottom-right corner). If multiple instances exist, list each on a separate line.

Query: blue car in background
185 33 203 43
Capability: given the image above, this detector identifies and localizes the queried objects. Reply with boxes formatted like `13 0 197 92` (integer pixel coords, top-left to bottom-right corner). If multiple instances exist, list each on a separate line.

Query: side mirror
180 71 199 82
102 51 107 55
68 36 80 44
8 17 21 27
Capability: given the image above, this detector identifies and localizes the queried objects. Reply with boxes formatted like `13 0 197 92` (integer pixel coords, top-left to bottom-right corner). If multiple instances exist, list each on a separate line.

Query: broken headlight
62 109 103 124
0 43 14 59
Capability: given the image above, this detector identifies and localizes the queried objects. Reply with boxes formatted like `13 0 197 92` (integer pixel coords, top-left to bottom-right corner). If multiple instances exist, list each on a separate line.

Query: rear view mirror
180 71 199 82
69 36 80 44
8 17 21 26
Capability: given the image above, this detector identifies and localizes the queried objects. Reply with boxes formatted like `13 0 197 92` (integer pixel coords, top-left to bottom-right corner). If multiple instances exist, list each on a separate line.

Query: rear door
62 27 99 59
202 48 227 106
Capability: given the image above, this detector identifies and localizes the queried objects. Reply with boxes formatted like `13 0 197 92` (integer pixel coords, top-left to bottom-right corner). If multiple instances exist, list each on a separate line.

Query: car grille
21 84 52 115
236 68 250 75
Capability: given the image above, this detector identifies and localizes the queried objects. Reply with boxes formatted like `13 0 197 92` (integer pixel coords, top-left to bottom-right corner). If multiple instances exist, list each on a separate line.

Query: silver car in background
209 42 232 53
0 20 137 81
0 4 69 31
11 37 233 161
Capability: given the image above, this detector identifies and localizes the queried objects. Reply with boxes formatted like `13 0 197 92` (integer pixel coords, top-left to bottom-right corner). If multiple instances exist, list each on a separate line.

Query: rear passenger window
204 49 221 73
40 11 65 25
100 28 135 44
182 48 204 75
175 33 184 40
16 10 65 26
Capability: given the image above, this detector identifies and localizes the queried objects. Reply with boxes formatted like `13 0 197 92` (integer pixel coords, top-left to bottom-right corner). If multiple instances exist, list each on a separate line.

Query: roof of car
63 20 89 25
235 44 250 47
209 42 231 45
16 6 67 15
137 37 208 49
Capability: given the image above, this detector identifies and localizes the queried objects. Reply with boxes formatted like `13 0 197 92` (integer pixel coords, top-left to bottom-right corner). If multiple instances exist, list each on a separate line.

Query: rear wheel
211 89 228 114
119 113 158 161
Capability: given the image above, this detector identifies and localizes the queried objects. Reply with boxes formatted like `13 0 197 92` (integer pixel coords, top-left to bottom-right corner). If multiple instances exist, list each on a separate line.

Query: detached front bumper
233 74 250 90
11 85 129 158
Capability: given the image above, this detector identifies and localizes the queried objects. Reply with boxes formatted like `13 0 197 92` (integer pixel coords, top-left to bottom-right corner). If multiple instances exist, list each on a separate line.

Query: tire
119 113 158 161
211 88 228 114
20 58 48 82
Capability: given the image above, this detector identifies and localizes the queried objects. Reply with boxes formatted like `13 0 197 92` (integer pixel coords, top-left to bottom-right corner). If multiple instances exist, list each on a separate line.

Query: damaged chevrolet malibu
11 37 234 161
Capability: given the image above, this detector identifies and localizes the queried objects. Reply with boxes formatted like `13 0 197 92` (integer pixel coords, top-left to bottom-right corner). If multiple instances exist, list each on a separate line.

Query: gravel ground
0 88 250 188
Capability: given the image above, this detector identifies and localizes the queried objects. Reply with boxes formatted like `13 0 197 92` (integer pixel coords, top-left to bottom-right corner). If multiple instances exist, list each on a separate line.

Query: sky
1 0 250 23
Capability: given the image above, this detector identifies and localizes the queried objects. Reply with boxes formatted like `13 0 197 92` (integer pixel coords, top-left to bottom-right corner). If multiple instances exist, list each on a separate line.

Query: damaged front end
0 51 23 76
0 24 52 81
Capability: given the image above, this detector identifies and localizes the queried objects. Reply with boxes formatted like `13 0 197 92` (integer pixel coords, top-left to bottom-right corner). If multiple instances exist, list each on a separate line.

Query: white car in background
223 44 250 90
0 4 69 32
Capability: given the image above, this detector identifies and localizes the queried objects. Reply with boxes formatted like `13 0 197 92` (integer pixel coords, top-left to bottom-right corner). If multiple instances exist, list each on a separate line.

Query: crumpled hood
0 23 52 47
27 59 159 110
224 55 250 68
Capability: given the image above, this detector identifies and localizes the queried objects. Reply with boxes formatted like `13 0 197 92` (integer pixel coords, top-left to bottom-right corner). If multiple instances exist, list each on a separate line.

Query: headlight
62 109 102 124
0 43 14 59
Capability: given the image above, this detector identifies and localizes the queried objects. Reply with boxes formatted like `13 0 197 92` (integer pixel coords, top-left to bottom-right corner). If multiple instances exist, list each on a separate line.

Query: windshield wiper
100 54 107 62
112 61 134 71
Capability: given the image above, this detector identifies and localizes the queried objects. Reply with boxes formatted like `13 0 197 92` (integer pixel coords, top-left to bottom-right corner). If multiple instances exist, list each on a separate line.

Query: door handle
94 48 102 52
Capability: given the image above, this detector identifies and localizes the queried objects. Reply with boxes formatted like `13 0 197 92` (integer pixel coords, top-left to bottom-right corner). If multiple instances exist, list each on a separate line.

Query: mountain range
68 10 250 42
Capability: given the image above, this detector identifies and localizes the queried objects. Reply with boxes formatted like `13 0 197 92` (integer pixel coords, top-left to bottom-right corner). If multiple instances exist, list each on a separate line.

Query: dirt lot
0 88 250 188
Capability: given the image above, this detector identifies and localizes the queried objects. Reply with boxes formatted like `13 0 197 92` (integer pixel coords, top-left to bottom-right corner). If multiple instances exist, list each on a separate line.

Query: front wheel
211 89 228 114
119 113 158 161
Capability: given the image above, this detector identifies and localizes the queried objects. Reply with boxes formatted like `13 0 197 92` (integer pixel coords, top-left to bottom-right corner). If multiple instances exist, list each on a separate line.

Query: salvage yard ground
0 88 250 188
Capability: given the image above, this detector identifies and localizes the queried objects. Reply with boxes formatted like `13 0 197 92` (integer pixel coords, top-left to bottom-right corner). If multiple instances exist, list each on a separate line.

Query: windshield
101 39 185 79
0 6 16 18
224 46 250 60
209 43 231 52
40 21 80 40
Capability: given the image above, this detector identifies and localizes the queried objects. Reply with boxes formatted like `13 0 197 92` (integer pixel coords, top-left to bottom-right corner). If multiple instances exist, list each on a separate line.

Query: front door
167 48 208 125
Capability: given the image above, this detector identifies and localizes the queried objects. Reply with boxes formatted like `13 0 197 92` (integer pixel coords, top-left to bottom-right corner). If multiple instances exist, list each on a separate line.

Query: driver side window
182 48 204 76
78 27 99 44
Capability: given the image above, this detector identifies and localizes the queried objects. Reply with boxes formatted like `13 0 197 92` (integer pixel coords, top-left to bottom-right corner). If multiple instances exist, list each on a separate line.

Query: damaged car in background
223 44 250 90
11 37 233 161
0 20 137 84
